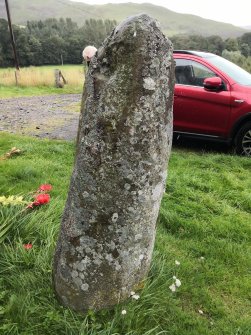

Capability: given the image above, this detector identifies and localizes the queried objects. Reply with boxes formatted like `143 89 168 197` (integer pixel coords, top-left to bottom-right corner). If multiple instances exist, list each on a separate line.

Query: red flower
27 193 50 209
39 184 52 192
33 193 50 206
23 243 33 250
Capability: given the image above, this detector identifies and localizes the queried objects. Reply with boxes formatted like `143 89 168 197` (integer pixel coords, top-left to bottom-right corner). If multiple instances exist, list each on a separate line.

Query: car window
207 55 251 86
175 59 217 87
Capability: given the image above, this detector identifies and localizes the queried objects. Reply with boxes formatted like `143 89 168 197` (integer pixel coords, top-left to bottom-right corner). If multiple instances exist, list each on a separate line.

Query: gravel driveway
0 94 82 141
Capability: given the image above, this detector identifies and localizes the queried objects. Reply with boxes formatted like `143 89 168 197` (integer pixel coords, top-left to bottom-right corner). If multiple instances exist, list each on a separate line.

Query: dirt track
0 94 82 141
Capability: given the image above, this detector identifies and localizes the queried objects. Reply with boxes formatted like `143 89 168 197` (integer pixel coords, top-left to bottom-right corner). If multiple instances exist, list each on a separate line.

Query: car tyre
235 122 251 156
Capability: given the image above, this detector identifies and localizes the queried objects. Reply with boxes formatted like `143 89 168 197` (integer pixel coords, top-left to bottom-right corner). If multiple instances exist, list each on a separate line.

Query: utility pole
5 0 19 72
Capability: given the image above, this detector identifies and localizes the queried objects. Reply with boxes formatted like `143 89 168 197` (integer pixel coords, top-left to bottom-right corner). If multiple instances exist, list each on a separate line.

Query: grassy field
0 132 250 335
0 65 84 98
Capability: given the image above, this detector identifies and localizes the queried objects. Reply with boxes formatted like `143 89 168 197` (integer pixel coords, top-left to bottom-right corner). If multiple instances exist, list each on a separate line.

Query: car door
174 58 231 137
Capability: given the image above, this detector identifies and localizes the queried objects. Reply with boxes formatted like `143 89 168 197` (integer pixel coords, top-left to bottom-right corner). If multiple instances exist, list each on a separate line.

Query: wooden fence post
54 69 67 88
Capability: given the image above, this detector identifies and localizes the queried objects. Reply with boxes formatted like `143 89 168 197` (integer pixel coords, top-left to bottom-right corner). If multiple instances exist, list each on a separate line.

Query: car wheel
235 122 251 156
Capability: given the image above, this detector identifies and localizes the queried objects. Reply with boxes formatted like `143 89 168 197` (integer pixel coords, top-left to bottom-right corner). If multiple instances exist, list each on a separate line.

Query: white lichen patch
81 283 89 291
77 262 86 272
152 182 163 201
89 215 97 223
71 270 78 278
143 77 156 91
73 277 82 287
93 258 102 266
109 240 116 250
111 213 118 222
124 183 131 190
111 119 117 129
129 127 135 136
135 234 142 241
105 253 114 263
79 273 86 279
115 262 121 271
85 247 92 254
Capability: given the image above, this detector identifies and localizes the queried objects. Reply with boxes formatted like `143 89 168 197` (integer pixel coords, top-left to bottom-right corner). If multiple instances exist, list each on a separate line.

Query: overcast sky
71 0 251 27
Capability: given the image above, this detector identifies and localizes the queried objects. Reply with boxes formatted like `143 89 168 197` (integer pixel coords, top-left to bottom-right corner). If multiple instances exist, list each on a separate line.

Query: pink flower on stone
82 46 97 61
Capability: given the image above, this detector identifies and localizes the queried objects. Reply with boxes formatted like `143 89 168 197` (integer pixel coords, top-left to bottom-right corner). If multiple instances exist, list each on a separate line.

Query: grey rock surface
53 14 174 312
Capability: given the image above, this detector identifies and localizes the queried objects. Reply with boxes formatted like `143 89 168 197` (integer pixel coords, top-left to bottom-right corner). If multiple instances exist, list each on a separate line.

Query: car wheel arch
230 113 251 143
234 121 251 156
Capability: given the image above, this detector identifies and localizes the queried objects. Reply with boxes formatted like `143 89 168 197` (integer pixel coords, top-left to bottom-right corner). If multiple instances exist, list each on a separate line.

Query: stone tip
113 13 158 35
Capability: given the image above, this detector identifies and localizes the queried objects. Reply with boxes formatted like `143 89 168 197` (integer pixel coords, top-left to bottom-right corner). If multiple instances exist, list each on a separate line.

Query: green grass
0 132 251 335
0 85 82 99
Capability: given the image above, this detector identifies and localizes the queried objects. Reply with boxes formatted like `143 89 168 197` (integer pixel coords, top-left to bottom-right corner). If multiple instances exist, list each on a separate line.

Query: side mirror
203 77 223 91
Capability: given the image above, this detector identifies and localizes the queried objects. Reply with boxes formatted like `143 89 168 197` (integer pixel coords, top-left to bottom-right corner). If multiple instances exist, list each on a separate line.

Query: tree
64 37 83 64
207 35 225 55
79 19 117 48
28 36 43 65
225 38 239 52
239 32 251 49
0 18 14 67
14 26 31 66
240 43 250 57
222 50 245 67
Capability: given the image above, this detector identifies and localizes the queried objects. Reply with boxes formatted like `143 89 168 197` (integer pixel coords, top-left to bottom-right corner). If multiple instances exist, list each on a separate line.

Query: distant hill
0 0 248 38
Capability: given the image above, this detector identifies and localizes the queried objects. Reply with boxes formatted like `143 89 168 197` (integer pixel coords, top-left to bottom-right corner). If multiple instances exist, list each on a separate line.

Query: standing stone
53 14 174 312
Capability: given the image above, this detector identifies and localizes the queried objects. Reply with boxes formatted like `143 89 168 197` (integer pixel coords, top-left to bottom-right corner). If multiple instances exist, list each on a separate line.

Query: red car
173 51 251 156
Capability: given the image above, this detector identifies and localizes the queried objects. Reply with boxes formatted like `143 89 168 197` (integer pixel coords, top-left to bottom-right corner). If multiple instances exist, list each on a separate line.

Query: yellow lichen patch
133 280 146 291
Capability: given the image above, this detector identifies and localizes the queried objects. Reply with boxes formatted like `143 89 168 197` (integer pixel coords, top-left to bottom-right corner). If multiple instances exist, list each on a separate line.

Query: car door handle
234 99 245 103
